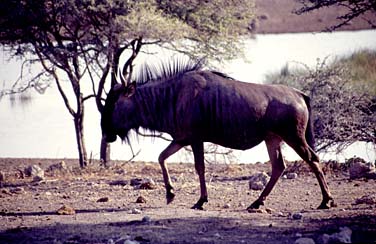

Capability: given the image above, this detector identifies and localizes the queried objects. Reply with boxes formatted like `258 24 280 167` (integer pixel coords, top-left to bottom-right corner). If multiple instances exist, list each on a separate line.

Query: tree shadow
1 210 375 244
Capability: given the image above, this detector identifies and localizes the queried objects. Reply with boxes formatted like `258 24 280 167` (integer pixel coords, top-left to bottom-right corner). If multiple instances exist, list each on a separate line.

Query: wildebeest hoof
166 192 175 204
191 204 204 210
317 198 335 209
247 200 264 210
191 197 208 210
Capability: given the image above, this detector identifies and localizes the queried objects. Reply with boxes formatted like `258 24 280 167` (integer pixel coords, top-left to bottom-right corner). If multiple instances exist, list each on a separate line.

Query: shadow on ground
1 209 375 244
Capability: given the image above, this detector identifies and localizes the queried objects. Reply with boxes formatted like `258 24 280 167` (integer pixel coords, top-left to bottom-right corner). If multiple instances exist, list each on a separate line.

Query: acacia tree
0 0 255 167
265 58 375 153
295 0 376 30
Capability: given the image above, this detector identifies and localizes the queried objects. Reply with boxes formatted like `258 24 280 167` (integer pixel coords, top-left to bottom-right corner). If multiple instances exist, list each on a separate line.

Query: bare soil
0 158 375 244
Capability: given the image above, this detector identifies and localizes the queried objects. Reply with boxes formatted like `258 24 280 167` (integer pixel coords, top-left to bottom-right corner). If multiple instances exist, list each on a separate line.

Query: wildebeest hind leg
191 142 208 210
248 137 285 210
286 139 333 209
158 141 184 204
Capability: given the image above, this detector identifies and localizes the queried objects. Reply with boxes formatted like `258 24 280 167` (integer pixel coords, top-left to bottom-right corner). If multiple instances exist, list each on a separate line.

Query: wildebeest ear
124 82 136 97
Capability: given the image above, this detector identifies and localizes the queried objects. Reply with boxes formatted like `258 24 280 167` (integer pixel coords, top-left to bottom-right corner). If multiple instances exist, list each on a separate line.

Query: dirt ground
0 158 375 244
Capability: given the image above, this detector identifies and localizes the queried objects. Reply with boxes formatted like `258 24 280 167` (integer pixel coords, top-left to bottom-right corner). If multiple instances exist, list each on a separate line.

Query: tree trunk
100 136 111 165
74 115 87 168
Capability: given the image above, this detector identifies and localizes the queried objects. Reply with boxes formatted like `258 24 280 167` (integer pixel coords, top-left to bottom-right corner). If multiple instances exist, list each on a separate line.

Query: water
1 30 375 163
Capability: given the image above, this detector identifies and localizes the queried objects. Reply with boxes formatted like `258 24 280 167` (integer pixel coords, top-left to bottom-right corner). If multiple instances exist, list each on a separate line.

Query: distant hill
255 0 376 33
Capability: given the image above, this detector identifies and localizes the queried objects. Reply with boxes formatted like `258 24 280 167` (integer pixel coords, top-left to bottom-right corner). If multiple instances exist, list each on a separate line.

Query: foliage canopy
0 0 255 166
265 51 376 154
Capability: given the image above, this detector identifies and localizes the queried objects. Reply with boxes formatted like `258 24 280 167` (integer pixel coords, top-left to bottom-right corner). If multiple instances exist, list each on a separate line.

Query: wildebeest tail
303 94 316 150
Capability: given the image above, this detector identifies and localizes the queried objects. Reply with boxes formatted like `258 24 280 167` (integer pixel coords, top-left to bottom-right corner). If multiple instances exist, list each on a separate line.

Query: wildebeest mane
134 57 205 85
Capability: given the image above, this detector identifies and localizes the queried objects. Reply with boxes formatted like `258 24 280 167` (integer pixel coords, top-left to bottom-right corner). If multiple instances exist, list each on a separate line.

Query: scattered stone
131 178 156 190
249 172 269 190
130 178 143 186
47 161 69 172
33 175 44 182
97 197 110 203
1 188 12 195
139 178 156 190
124 240 140 244
24 165 44 178
355 195 376 205
109 180 128 186
286 172 298 179
223 203 231 209
265 208 273 214
142 215 151 223
348 158 375 179
249 181 265 191
56 205 76 215
10 187 25 194
295 237 315 244
292 212 303 220
131 208 142 214
318 226 352 244
113 234 131 244
136 196 147 203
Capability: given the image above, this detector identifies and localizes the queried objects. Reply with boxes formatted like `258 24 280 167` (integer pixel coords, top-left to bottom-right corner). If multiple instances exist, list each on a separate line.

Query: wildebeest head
101 82 137 143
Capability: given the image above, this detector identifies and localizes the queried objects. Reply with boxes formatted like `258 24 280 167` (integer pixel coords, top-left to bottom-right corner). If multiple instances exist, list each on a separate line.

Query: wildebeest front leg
191 142 208 210
248 137 285 210
158 141 183 204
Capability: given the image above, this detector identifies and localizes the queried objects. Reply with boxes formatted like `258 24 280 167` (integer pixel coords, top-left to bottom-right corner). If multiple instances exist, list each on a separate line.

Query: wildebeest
101 58 333 210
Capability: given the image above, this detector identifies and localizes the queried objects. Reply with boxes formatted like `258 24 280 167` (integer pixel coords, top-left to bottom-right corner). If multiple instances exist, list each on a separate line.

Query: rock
355 195 376 205
249 172 270 186
1 188 12 195
292 212 303 220
131 178 156 189
249 181 265 191
97 197 110 202
349 158 375 179
130 178 143 186
113 234 131 244
124 240 140 244
131 208 142 214
286 172 298 179
249 172 270 190
265 208 273 214
109 180 128 186
56 205 76 215
223 203 231 209
24 165 44 178
318 227 352 244
10 187 25 194
139 178 156 190
33 175 44 182
295 237 316 244
142 216 151 223
136 196 147 203
47 161 68 172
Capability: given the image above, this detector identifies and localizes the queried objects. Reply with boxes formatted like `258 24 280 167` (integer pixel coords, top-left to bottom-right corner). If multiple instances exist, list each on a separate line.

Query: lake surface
1 30 375 163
